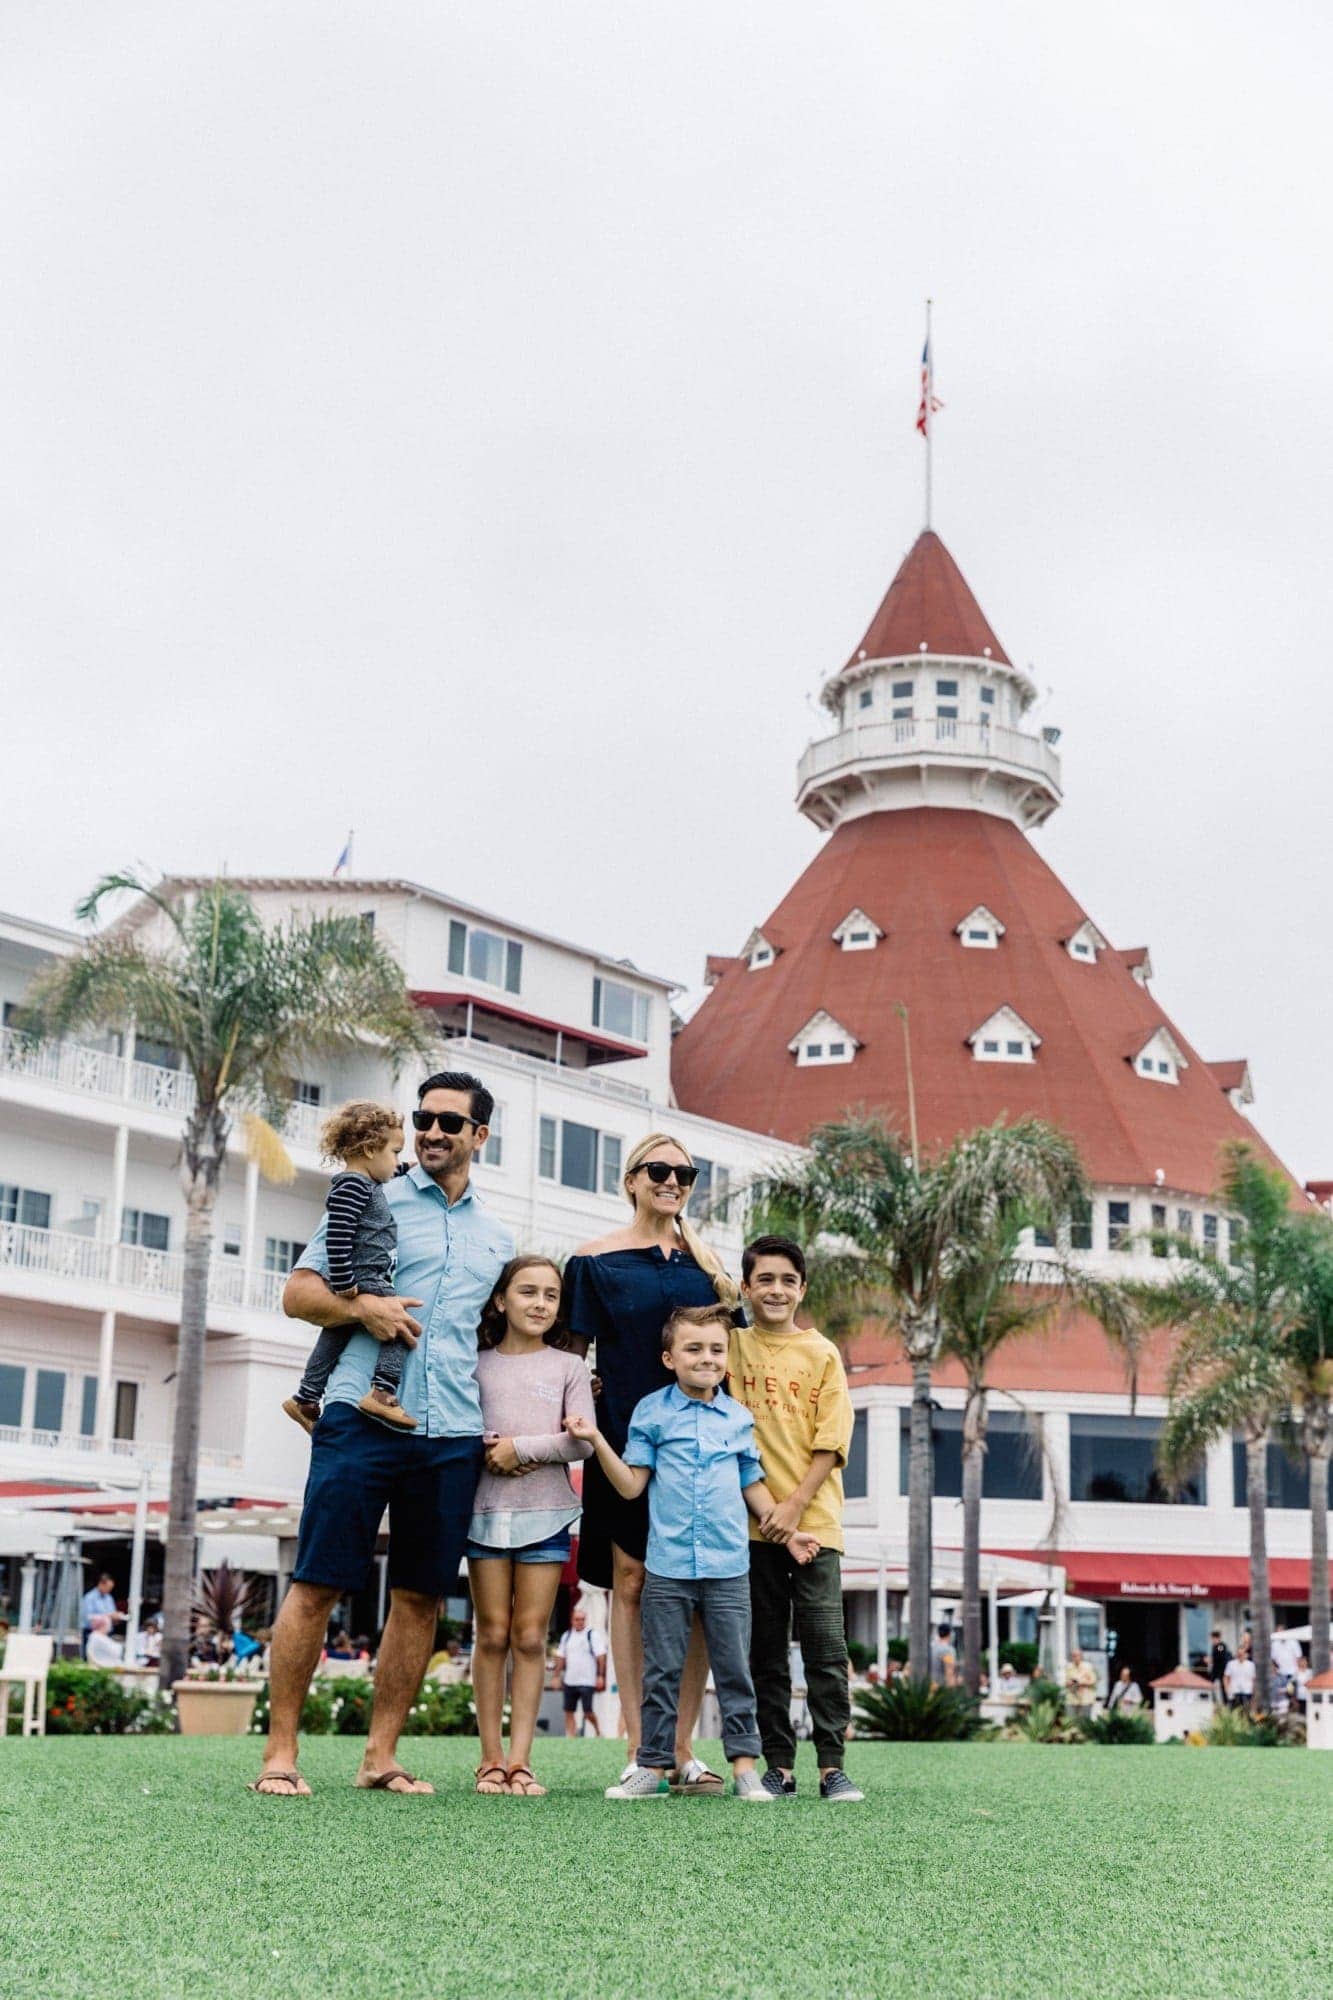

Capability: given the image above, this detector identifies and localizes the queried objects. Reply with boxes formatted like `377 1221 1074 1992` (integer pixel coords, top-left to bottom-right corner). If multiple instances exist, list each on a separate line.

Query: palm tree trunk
159 1116 223 1691
1244 1427 1273 1714
961 1383 987 1694
1309 1433 1330 1678
907 1346 934 1680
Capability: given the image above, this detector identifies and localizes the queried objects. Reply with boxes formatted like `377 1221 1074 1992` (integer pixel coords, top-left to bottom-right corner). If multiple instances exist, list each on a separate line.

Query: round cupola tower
796 530 1061 833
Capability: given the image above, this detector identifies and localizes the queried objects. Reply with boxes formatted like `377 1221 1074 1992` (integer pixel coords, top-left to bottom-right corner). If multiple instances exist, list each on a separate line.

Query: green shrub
1078 1708 1155 1745
1206 1706 1299 1748
248 1675 479 1738
887 1638 910 1665
999 1641 1039 1676
1011 1694 1079 1744
402 1679 478 1736
43 1662 149 1735
846 1641 875 1673
853 1676 982 1741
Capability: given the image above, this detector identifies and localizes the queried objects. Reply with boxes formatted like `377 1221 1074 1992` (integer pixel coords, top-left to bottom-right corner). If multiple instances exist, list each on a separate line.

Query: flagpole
924 297 933 531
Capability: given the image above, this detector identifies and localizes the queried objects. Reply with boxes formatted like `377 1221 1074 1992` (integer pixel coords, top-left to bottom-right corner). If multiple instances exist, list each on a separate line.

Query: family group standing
252 1071 863 1804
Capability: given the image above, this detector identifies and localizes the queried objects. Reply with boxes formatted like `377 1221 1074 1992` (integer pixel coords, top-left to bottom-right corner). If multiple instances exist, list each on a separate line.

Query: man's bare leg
609 1545 645 1760
255 1580 338 1793
356 1588 439 1793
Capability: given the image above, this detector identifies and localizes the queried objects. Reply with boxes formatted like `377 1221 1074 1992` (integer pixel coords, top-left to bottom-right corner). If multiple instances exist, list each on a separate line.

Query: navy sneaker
819 1769 864 1802
761 1768 797 1798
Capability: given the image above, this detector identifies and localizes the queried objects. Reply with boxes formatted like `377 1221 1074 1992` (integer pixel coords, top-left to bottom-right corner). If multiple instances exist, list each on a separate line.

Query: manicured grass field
0 1735 1328 1999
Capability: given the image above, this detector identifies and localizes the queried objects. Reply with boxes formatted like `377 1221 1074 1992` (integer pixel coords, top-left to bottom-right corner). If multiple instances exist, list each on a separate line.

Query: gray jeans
639 1570 761 1766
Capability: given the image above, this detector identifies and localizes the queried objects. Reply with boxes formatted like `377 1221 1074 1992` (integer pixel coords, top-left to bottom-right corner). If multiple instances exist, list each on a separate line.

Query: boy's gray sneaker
760 1769 797 1798
733 1771 774 1802
819 1769 864 1802
605 1766 670 1800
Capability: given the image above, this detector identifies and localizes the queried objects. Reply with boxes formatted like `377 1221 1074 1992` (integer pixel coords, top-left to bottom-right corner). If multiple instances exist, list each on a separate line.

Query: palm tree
21 872 431 1687
1285 1215 1333 1675
938 1202 1141 1693
1157 1144 1306 1714
749 1113 1086 1676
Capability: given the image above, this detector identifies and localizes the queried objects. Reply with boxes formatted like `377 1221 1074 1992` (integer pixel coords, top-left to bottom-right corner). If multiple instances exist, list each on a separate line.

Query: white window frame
447 917 523 995
789 1011 859 1068
592 976 650 1045
955 905 1005 950
537 1115 623 1197
121 1207 171 1252
1132 1027 1187 1085
831 908 883 953
1065 920 1107 965
969 1007 1040 1064
477 1103 504 1170
743 929 777 971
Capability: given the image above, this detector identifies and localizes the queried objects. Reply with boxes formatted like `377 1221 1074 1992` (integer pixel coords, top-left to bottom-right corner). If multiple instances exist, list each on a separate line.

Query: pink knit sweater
469 1345 596 1548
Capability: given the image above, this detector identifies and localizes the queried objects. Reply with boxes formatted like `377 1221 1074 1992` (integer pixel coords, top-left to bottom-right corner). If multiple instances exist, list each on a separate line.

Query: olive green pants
747 1543 849 1770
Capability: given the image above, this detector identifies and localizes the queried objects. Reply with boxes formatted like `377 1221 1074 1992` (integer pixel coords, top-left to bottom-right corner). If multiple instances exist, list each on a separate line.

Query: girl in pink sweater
467 1255 595 1796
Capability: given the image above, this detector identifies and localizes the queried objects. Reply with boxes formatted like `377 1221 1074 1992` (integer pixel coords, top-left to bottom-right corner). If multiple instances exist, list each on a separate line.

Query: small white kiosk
1306 1669 1333 1750
1150 1666 1214 1742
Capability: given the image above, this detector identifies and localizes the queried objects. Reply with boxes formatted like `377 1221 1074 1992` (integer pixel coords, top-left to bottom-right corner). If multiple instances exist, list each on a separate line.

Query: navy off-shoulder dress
563 1245 725 1587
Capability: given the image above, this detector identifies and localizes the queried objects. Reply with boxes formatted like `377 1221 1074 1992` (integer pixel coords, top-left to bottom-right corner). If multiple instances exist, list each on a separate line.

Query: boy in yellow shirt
731 1234 863 1802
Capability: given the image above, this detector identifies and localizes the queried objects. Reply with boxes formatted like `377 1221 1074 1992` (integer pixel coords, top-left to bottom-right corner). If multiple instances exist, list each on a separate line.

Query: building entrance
1104 1600 1179 1692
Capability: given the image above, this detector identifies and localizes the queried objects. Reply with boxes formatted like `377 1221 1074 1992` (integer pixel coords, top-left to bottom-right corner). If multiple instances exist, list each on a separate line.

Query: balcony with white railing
436 1034 653 1108
0 1025 325 1149
0 1424 244 1472
0 1219 289 1318
796 713 1063 831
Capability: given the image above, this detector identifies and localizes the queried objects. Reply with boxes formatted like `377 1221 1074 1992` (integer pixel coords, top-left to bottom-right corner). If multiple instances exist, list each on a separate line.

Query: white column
1204 1435 1234 1512
123 1465 150 1665
876 1556 888 1676
95 1310 117 1449
18 1560 37 1632
988 1578 1000 1690
241 1159 260 1306
107 1123 129 1282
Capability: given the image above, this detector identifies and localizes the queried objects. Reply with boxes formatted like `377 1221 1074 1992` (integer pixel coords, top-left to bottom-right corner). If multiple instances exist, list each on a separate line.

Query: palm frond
242 1113 296 1187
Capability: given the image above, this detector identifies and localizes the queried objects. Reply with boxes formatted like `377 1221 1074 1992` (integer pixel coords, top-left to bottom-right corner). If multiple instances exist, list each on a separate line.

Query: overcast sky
3 3 1330 1178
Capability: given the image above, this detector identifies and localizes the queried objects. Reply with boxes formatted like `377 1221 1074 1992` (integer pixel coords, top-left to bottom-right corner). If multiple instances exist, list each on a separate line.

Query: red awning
411 991 646 1061
993 1549 1326 1602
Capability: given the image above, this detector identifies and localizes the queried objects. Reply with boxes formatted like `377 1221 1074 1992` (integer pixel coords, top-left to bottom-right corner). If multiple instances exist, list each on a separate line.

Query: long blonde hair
622 1131 739 1312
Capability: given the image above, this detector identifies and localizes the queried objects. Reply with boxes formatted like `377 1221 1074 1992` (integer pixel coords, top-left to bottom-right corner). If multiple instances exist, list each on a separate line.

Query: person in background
85 1614 123 1667
1106 1665 1143 1713
556 1603 607 1736
929 1623 959 1689
1271 1628 1303 1702
1224 1637 1255 1711
80 1572 119 1658
1064 1648 1097 1715
1208 1628 1231 1703
140 1614 163 1665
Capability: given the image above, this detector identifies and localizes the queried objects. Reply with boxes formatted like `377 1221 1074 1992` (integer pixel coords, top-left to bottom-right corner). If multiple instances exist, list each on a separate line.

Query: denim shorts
466 1526 572 1567
293 1403 483 1597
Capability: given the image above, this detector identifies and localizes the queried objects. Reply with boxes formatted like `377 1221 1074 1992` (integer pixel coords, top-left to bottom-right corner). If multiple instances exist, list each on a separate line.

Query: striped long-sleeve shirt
324 1171 397 1296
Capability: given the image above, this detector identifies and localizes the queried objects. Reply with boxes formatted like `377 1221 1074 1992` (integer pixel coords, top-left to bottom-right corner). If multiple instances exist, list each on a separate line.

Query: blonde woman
563 1132 739 1794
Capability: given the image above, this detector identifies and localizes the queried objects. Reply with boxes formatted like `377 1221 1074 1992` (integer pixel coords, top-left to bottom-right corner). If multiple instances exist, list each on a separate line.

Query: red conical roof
671 808 1292 1197
845 530 1012 671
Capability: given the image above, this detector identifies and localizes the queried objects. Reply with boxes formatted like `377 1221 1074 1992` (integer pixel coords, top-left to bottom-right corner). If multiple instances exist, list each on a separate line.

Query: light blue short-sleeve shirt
294 1164 513 1437
623 1383 763 1580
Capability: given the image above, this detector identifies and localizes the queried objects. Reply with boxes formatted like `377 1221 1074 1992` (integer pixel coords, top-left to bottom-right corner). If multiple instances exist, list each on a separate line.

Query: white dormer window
742 928 777 971
1123 948 1154 986
1131 1026 1188 1085
955 905 1006 950
831 908 883 953
789 1010 860 1067
1065 919 1108 965
969 1006 1040 1063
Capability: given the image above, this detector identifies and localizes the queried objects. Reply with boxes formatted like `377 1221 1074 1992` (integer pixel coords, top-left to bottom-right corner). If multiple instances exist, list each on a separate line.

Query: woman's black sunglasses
412 1109 482 1135
638 1160 698 1187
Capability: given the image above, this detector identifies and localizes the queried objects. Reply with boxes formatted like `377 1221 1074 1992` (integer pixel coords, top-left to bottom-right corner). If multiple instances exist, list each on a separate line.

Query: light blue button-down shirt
294 1164 514 1437
623 1383 764 1580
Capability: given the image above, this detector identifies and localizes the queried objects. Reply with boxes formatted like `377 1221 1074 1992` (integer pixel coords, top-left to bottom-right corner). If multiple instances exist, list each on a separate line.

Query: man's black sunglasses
637 1160 698 1187
412 1109 482 1135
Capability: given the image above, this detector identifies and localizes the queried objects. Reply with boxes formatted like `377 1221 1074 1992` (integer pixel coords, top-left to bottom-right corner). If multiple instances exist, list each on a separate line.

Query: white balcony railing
0 1025 324 1148
438 1034 652 1108
0 1220 287 1316
796 715 1062 796
0 1424 244 1471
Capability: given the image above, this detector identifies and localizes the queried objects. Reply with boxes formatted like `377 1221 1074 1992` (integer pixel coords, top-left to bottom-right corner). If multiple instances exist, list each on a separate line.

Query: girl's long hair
478 1255 569 1351
622 1131 739 1312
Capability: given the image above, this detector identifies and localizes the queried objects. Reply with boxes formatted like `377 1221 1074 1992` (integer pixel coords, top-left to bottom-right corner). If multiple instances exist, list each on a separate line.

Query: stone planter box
172 1680 260 1736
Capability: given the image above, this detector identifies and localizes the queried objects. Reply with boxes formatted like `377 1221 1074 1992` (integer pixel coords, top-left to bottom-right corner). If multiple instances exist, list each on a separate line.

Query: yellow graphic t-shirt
727 1323 853 1552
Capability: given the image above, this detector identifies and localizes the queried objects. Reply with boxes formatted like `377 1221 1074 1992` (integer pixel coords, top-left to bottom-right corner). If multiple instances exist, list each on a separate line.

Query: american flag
916 338 942 436
332 831 353 878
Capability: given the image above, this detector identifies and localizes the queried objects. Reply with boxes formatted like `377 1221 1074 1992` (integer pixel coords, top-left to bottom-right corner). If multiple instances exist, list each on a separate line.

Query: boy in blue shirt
566 1303 819 1801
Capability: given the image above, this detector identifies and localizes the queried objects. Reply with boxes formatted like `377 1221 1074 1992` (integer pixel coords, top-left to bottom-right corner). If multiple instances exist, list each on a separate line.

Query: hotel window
80 1375 98 1437
1069 1414 1204 1505
1070 1197 1093 1251
288 1078 322 1107
892 680 913 698
0 1362 22 1426
448 919 522 995
0 1184 51 1230
122 1209 171 1252
113 1381 138 1442
1033 1222 1055 1249
221 1223 243 1259
33 1369 65 1434
1176 1207 1193 1243
133 1032 181 1070
691 1156 730 1216
538 1117 622 1196
1150 1203 1168 1257
980 686 996 706
1203 1213 1219 1258
264 1236 308 1274
477 1104 504 1169
858 688 874 710
1107 1200 1131 1251
899 1408 1041 1501
892 706 913 722
592 977 650 1044
359 911 375 933
935 679 959 696
1231 1435 1305 1510
797 1034 856 1067
844 1410 870 1499
1227 1217 1244 1266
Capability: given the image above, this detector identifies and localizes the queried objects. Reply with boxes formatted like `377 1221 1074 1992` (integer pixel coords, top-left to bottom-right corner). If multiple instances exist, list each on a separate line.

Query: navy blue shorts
292 1402 484 1598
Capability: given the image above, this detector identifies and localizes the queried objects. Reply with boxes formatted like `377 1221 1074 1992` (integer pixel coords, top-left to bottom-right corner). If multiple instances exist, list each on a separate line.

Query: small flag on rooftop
915 336 943 437
332 831 353 878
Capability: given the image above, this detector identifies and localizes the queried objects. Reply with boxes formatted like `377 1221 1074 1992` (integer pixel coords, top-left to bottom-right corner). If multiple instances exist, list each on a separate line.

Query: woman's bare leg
468 1558 515 1770
609 1544 646 1759
507 1563 562 1770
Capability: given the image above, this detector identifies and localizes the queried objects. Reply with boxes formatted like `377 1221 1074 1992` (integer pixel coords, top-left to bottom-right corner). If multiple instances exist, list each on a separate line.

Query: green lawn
0 1736 1328 2000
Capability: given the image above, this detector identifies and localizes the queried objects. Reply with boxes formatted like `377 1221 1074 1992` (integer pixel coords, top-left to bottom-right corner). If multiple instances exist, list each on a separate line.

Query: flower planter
172 1680 260 1736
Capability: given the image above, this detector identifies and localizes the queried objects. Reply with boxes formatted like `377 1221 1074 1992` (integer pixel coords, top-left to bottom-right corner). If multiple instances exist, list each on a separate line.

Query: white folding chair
0 1633 56 1737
